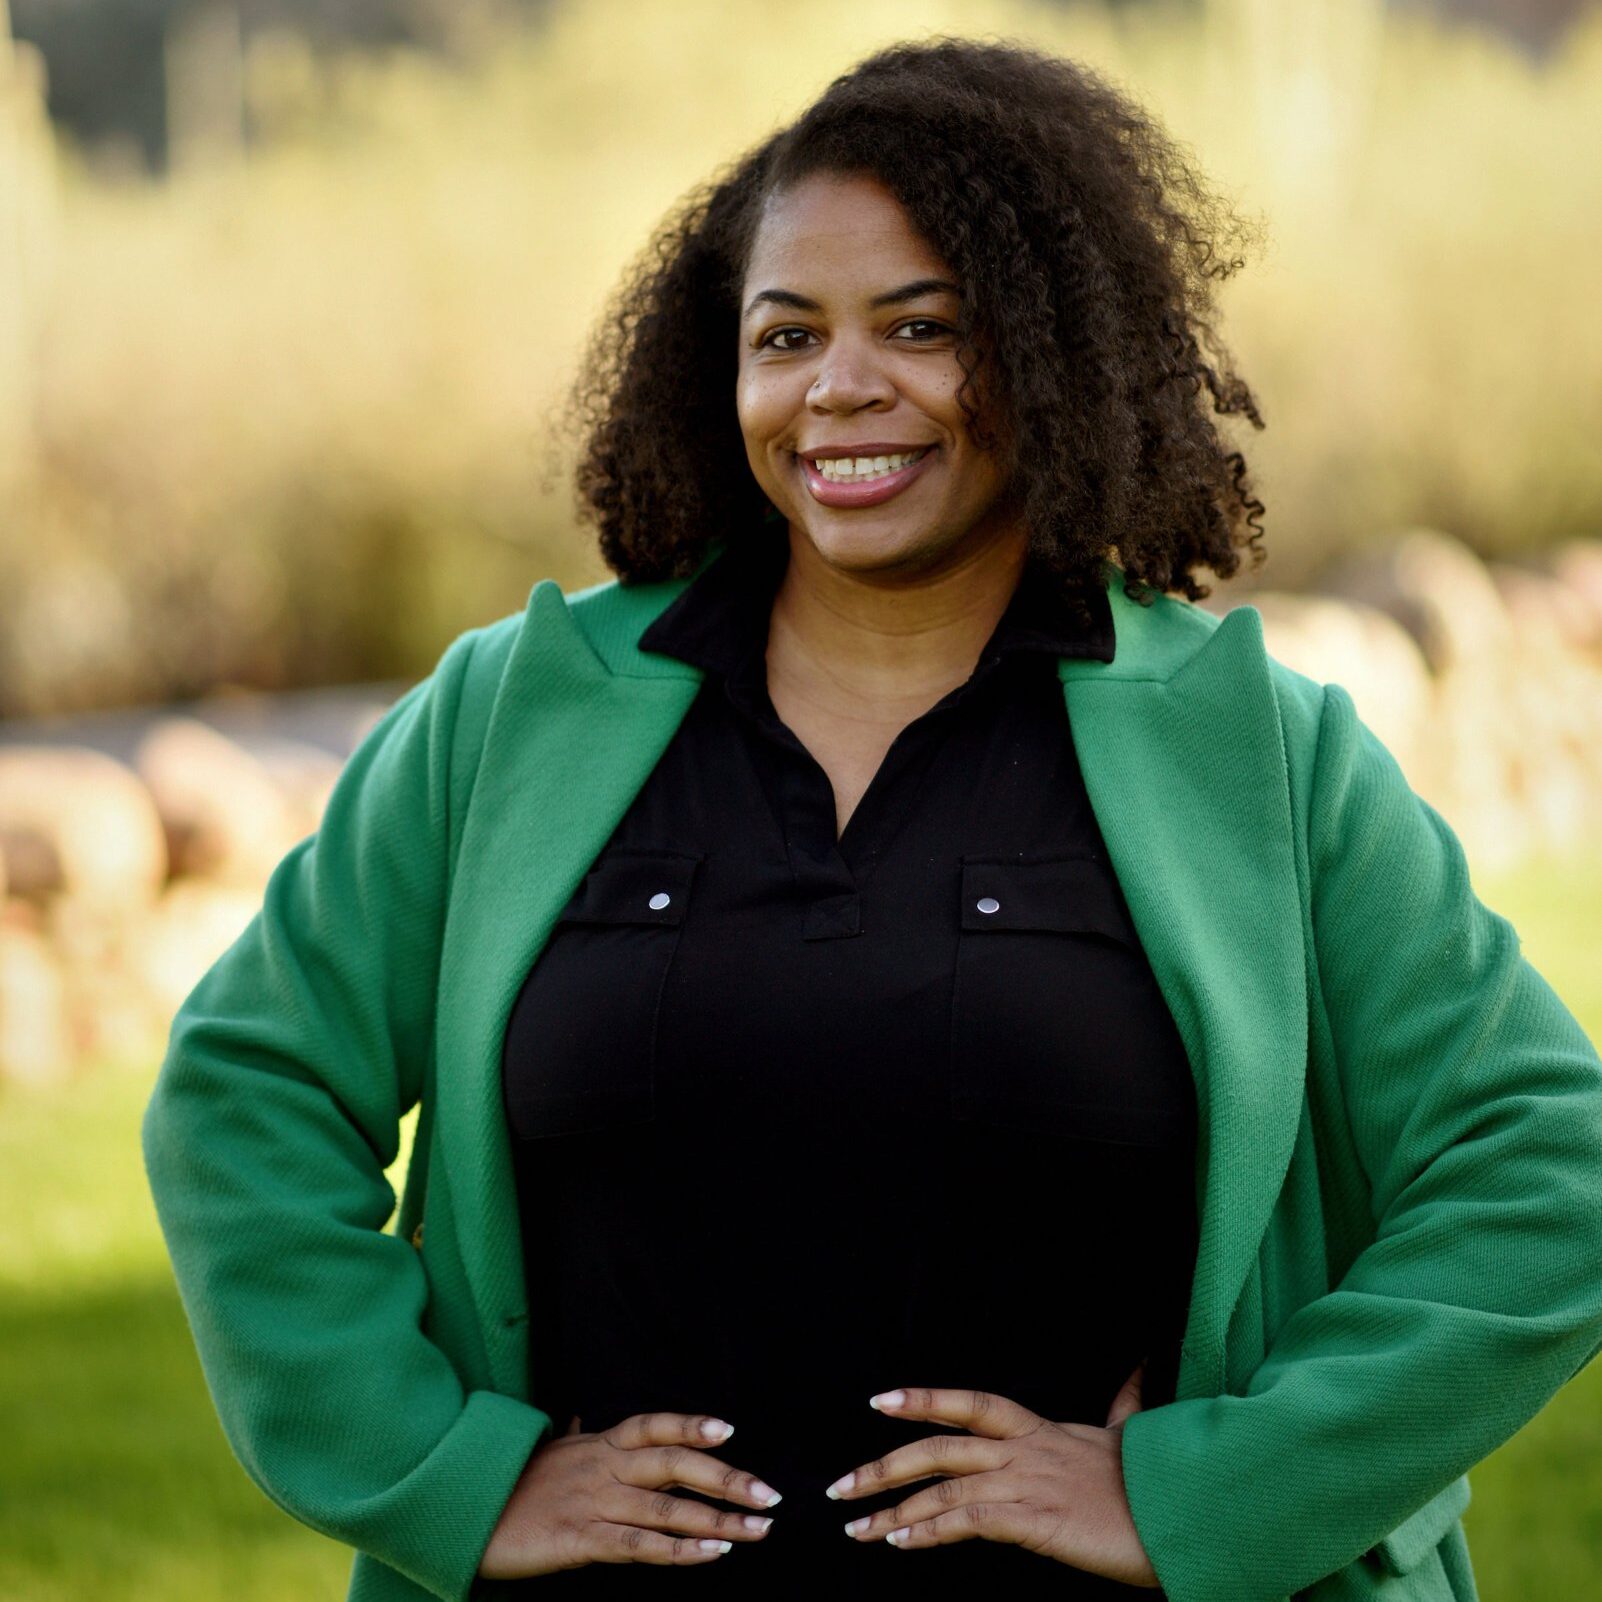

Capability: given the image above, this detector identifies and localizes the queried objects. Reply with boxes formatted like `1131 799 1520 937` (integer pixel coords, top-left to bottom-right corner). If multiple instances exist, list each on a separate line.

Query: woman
142 38 1602 1602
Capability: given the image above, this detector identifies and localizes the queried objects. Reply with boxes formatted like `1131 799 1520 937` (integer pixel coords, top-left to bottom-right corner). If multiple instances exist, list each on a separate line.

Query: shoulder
399 608 527 751
448 607 527 704
1147 584 1328 758
368 611 527 826
417 569 695 753
1131 586 1333 814
1209 600 1430 858
1263 647 1328 772
421 571 639 716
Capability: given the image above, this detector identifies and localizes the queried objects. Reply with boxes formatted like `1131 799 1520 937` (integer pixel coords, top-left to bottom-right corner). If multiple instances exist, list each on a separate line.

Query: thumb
1104 1359 1146 1429
563 1413 583 1436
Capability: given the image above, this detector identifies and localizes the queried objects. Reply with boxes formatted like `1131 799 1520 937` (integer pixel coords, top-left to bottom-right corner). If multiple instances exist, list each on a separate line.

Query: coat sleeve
1119 678 1602 1602
140 624 554 1602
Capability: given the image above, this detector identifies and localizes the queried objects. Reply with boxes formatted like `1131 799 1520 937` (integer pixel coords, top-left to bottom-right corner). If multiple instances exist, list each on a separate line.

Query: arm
141 626 553 1602
1118 680 1602 1602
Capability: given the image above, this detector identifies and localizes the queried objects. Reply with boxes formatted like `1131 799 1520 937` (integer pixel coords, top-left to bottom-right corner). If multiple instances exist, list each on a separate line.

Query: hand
824 1363 1160 1589
477 1409 784 1578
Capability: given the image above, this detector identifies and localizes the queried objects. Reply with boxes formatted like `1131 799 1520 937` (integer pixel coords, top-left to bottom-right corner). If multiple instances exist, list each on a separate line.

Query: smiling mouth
795 445 938 510
805 447 933 485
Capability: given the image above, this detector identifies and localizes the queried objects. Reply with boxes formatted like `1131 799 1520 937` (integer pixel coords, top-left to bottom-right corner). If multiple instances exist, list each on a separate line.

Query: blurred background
1 0 1599 1596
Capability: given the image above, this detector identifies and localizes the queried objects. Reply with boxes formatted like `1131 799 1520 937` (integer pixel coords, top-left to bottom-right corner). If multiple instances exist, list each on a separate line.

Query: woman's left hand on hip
826 1362 1161 1589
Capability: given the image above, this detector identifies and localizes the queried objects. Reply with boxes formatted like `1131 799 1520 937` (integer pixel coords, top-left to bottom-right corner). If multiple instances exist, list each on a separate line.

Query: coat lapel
434 577 705 1397
436 562 1308 1407
1059 585 1308 1399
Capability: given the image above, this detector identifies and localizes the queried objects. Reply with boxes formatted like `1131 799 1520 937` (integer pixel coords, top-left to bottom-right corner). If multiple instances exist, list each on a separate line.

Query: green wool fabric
142 557 1602 1602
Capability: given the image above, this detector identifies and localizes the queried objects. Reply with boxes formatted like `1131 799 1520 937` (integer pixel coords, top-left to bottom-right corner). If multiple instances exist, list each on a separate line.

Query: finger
585 1523 736 1565
826 1430 1002 1501
604 1410 738 1451
614 1443 784 1510
867 1387 1042 1440
564 1413 583 1436
881 1500 1037 1551
607 1485 775 1543
841 1468 1012 1542
1104 1360 1146 1430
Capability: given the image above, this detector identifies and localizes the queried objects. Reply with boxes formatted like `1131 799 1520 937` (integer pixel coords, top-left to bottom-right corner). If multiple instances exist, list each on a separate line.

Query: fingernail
743 1515 773 1533
843 1516 869 1537
698 1538 733 1553
887 1526 911 1545
825 1473 854 1499
700 1419 734 1442
869 1390 905 1411
752 1481 782 1507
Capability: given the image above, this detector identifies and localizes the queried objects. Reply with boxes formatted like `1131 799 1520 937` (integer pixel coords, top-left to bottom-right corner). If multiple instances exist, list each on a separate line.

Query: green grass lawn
2 850 1597 1600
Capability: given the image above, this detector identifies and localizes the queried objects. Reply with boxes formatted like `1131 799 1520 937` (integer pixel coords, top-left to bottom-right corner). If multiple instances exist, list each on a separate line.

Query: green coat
141 552 1602 1602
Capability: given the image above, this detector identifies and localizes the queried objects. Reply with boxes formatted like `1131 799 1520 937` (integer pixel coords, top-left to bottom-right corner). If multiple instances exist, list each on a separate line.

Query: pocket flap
1365 1473 1472 1577
959 854 1137 945
560 849 701 927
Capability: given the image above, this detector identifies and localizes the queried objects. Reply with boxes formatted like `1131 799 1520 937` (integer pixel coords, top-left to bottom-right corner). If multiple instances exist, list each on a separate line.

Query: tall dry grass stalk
2 0 1600 714
0 4 53 489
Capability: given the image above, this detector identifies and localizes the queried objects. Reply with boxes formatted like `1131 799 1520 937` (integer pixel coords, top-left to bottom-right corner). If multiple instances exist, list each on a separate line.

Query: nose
807 335 894 415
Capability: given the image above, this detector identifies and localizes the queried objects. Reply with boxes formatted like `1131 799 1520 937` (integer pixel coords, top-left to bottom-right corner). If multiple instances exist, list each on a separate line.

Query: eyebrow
741 278 961 318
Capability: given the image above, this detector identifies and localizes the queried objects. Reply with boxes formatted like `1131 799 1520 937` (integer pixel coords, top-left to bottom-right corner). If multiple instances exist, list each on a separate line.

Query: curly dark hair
568 35 1268 608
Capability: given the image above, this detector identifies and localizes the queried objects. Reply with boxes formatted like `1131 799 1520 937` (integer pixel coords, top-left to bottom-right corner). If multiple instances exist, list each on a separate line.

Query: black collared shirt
499 528 1197 1597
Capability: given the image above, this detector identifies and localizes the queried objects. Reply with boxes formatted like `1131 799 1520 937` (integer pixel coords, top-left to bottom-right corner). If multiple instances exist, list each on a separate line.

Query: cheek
733 381 788 495
902 362 965 430
735 366 783 437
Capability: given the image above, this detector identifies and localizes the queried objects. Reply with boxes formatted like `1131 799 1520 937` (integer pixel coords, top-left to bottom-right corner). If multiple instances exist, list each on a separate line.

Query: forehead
742 172 954 290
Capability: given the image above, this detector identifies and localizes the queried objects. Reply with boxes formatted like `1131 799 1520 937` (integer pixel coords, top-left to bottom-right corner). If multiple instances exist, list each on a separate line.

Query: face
736 171 1020 582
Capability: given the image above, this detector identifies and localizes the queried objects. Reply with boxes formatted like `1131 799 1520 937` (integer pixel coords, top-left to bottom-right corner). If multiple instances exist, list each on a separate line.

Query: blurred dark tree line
10 0 1595 176
10 0 554 169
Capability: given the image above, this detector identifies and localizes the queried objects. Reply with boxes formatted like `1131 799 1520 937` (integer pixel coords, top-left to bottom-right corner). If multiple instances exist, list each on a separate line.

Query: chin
794 516 944 576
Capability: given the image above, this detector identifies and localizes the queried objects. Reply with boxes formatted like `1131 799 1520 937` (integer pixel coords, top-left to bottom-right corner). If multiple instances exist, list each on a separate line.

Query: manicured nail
700 1419 734 1442
869 1390 905 1411
698 1538 733 1553
825 1473 854 1499
843 1516 869 1537
743 1515 773 1533
887 1526 911 1545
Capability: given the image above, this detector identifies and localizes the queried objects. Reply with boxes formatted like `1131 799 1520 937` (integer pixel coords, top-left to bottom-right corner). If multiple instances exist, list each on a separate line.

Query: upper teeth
811 449 927 482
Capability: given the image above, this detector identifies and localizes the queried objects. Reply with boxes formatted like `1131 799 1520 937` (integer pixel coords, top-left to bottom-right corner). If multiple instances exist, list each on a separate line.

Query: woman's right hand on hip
476 1410 783 1578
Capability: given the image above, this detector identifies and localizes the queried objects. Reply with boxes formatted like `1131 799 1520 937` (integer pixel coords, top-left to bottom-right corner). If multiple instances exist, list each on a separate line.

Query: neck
765 522 1031 716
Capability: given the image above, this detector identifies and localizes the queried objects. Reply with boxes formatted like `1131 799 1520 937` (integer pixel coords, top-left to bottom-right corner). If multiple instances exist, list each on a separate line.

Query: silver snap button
648 891 671 911
976 896 1000 915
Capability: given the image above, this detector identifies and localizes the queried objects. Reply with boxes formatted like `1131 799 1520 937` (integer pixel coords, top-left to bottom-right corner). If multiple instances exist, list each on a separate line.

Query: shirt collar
636 526 1117 678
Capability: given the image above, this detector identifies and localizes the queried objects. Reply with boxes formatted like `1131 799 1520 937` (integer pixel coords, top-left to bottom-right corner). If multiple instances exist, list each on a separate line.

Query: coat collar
633 523 1116 679
434 546 1307 1406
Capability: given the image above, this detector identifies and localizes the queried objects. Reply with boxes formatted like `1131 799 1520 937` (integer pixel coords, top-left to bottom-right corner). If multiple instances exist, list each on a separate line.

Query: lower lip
798 449 936 508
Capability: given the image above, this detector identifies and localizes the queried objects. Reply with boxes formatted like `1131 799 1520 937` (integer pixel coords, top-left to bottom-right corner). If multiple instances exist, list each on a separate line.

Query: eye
756 327 816 352
894 318 952 342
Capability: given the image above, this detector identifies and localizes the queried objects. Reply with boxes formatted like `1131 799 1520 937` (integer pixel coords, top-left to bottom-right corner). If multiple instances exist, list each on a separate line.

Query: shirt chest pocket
502 848 702 1142
949 853 1196 1148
